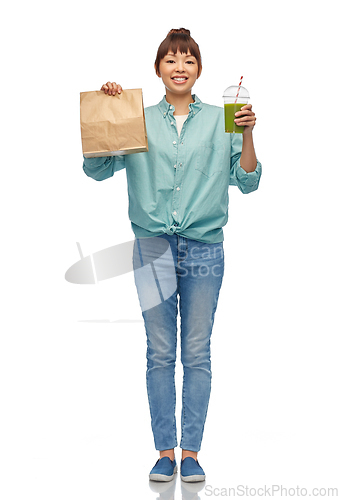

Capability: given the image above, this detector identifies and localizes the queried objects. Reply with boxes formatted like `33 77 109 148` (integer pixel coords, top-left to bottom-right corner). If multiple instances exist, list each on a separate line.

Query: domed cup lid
222 85 250 99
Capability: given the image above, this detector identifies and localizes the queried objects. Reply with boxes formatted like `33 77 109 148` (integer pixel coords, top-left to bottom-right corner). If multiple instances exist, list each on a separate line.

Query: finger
109 82 117 95
110 83 122 96
103 82 111 95
105 82 116 95
235 112 256 122
234 111 255 121
235 110 255 118
235 104 253 117
235 114 256 122
235 116 256 127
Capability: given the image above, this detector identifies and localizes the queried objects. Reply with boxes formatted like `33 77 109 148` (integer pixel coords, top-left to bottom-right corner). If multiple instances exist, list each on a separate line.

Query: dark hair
154 28 202 77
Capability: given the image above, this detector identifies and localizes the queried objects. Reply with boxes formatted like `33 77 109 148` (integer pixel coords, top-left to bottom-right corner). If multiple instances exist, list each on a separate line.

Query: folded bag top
80 88 148 158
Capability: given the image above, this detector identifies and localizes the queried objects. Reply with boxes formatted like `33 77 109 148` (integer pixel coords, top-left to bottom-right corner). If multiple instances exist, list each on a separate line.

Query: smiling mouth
171 77 188 82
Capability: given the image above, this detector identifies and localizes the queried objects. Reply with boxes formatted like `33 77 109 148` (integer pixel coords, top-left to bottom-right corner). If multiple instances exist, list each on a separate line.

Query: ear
154 63 161 78
197 65 202 79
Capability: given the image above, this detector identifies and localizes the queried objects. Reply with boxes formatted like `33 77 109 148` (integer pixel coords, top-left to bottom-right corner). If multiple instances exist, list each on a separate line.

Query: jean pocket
195 142 225 178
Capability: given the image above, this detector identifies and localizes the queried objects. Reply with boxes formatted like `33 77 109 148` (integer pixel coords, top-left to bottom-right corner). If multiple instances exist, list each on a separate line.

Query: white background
1 0 338 498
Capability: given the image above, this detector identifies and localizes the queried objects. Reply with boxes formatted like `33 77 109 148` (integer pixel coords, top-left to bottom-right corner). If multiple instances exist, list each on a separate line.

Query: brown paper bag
80 88 148 158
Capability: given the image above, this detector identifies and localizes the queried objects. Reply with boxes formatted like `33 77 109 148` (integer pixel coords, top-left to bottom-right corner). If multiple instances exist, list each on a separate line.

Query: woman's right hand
101 82 122 96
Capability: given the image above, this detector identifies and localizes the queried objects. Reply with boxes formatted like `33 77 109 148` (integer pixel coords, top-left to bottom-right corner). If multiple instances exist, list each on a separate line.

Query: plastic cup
223 85 250 134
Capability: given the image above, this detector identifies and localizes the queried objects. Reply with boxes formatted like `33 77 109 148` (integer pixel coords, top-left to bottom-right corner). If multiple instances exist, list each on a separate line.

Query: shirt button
173 141 176 145
174 164 177 168
173 211 177 215
170 106 173 109
171 121 174 125
176 187 180 191
163 112 166 116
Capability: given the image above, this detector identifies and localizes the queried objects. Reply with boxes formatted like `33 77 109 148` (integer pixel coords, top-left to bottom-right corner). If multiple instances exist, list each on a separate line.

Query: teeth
173 78 187 81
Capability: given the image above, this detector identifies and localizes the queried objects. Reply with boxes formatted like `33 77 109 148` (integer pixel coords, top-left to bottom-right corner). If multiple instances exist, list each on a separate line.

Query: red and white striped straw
235 76 243 103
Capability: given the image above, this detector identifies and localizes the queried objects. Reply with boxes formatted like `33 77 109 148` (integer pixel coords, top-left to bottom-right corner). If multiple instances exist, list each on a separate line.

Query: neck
165 90 194 115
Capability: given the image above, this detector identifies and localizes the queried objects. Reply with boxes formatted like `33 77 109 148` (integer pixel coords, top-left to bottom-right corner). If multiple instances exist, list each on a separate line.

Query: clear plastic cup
223 85 250 133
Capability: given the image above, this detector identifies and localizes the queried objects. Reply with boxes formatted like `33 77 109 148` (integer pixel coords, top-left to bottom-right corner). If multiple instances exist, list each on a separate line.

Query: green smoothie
224 103 245 133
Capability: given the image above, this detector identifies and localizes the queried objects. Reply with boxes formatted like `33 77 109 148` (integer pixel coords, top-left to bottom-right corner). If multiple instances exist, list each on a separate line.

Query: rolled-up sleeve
229 134 262 194
83 155 126 181
231 158 262 194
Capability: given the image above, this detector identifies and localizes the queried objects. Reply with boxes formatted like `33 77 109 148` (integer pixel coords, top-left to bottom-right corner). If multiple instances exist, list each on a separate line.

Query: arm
235 103 257 173
239 131 257 173
229 134 261 194
83 155 125 181
229 103 262 193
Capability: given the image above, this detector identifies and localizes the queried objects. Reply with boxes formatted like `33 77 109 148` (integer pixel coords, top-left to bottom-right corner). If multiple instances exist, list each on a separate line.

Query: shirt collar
158 94 202 117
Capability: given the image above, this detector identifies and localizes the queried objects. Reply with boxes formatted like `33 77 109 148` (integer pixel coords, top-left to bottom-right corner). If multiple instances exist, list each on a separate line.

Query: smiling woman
84 26 262 484
155 51 200 112
154 28 202 77
153 29 203 114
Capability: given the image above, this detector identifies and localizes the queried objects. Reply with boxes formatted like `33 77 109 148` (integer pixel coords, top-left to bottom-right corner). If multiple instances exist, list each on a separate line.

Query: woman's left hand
234 104 256 134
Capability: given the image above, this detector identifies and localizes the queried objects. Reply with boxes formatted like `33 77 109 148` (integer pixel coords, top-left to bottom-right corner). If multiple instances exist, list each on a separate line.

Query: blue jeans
133 234 224 452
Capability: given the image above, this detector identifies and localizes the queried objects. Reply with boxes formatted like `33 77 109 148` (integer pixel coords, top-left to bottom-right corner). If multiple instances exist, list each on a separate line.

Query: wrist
242 127 253 138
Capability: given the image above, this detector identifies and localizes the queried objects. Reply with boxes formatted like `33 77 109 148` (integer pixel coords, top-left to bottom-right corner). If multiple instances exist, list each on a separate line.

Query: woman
83 28 262 482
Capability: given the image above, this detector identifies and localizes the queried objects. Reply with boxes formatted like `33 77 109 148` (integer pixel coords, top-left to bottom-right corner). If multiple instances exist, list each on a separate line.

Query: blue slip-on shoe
149 456 177 482
180 457 206 482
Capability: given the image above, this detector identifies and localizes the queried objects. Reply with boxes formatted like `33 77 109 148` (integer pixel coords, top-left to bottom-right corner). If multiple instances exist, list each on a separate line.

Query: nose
175 61 185 72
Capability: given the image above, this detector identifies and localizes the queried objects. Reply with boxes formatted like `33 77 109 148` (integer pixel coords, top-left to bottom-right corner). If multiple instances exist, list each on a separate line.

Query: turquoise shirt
83 95 262 243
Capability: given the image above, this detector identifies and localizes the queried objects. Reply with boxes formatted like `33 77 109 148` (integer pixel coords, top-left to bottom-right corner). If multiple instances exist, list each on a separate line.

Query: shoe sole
149 465 178 482
180 473 206 482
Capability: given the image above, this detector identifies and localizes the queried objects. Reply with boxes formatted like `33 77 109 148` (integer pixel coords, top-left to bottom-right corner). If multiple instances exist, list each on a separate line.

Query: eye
166 59 175 63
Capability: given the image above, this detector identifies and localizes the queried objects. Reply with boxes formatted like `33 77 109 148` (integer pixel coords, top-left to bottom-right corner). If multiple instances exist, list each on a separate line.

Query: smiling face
155 50 200 96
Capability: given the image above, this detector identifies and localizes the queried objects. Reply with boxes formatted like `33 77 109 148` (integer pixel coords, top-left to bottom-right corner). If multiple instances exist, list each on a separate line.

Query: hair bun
168 28 191 36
